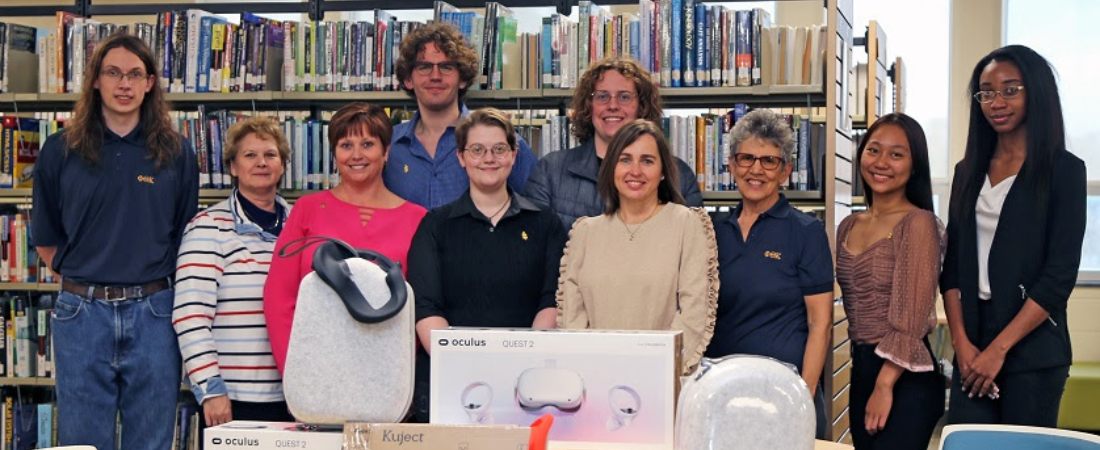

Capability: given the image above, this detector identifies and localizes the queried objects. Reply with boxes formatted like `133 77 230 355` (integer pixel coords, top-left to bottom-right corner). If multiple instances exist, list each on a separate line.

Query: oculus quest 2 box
205 421 343 450
430 328 681 450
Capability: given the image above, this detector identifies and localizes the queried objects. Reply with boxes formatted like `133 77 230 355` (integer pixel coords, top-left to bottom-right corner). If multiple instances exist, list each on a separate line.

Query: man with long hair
387 22 537 209
526 56 702 228
31 33 198 450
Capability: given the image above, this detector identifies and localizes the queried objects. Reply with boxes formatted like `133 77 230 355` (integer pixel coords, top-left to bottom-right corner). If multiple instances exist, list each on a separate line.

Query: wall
1069 286 1100 362
947 0 1002 180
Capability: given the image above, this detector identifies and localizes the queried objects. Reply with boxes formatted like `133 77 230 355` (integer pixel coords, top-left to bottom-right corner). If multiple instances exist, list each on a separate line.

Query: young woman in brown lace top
836 113 944 449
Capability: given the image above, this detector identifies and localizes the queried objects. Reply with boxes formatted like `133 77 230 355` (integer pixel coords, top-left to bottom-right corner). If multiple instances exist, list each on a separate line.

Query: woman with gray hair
704 109 835 438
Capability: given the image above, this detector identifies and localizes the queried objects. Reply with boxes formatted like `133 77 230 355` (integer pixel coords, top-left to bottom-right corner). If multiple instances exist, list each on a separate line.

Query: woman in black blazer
941 45 1086 426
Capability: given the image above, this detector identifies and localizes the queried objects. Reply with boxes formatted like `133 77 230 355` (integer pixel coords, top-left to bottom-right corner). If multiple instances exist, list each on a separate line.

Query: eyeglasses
732 153 784 170
591 90 637 105
464 143 513 159
973 85 1024 104
100 67 150 84
413 61 459 75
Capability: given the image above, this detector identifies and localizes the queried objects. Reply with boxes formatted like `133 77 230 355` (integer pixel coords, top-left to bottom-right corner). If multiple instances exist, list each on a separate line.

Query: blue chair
939 424 1100 450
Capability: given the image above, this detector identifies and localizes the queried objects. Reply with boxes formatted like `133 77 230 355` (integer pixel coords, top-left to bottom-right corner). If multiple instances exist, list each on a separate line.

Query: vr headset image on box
460 361 641 431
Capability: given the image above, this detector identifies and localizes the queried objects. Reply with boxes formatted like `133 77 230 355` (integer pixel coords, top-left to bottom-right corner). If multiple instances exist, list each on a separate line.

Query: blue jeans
52 289 181 450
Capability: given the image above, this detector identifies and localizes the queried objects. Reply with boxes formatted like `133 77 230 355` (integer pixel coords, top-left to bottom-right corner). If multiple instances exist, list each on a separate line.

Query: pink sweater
263 190 426 372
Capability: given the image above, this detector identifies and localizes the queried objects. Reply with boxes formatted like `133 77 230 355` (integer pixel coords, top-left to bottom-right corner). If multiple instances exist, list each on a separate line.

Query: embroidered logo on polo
136 175 156 184
403 164 410 174
763 250 782 261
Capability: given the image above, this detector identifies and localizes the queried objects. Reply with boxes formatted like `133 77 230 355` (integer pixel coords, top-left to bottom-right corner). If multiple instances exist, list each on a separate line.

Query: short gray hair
728 109 796 163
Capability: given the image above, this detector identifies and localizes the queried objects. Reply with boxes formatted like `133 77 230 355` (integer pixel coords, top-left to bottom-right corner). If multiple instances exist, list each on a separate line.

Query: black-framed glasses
464 143 513 159
972 85 1024 104
413 61 459 75
732 153 784 170
100 68 150 84
591 90 637 105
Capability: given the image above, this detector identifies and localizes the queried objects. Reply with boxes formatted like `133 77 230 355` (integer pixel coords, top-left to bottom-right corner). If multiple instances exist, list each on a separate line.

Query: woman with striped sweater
173 117 294 426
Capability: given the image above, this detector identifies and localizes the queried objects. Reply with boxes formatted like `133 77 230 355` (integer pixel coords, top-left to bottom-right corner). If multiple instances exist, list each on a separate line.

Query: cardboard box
431 328 681 450
205 421 343 450
343 422 531 450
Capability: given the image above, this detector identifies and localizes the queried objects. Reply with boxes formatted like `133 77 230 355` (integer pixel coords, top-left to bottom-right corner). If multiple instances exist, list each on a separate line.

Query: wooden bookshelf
0 282 59 292
702 189 823 203
0 85 827 112
0 377 55 387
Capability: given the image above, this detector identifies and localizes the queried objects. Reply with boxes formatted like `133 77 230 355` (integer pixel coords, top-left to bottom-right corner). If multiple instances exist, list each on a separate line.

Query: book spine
683 0 695 87
670 0 681 87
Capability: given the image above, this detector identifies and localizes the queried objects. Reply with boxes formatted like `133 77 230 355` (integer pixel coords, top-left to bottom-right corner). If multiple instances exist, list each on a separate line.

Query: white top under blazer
976 174 1017 300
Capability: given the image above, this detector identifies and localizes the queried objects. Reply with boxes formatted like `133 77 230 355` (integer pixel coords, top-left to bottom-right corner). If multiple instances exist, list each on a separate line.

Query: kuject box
430 328 682 450
205 421 343 450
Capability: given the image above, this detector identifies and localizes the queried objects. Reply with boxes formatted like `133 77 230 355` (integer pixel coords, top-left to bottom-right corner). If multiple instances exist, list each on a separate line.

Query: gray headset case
282 257 416 424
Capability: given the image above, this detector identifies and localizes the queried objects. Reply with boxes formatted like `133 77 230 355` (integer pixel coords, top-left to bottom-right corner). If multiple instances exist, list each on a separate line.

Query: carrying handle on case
279 236 408 324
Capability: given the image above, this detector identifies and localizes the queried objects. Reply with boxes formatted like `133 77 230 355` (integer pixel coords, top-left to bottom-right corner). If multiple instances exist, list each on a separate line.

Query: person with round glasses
32 33 198 449
704 108 835 438
407 108 567 422
388 22 538 210
526 56 703 228
941 45 1085 427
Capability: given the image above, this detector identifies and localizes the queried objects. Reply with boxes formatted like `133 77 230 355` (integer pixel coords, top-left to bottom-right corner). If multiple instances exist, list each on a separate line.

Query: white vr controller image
606 385 642 431
460 381 494 424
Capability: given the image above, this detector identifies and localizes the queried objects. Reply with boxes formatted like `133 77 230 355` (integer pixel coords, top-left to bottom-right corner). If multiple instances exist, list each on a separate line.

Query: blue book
541 17 552 88
683 0 694 86
197 15 228 92
670 0 682 87
35 403 51 448
694 2 706 87
311 120 322 190
13 402 37 450
629 20 640 62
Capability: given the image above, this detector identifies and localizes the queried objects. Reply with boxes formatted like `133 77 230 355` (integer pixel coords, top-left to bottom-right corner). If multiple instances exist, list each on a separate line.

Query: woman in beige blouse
556 119 718 375
836 113 943 449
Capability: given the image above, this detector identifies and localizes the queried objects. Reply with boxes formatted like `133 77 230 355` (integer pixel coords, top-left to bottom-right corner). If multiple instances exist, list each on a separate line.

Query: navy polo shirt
705 194 834 371
31 125 199 285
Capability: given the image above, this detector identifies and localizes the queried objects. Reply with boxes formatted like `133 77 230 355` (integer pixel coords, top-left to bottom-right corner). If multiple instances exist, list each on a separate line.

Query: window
1006 0 1100 282
852 0 950 180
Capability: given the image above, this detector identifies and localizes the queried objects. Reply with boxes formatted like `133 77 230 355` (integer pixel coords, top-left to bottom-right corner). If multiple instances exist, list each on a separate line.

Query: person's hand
964 348 1005 399
954 339 980 380
865 384 893 435
203 395 233 427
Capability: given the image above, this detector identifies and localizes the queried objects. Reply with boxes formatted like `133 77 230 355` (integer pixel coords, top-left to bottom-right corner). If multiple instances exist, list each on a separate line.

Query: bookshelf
0 85 825 112
0 377 54 387
0 283 58 292
0 0 858 443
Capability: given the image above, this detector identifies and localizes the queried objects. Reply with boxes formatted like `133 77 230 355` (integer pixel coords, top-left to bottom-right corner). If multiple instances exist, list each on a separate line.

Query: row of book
0 118 61 190
0 390 55 450
0 393 200 450
4 1 828 94
5 105 823 193
0 212 54 286
0 294 53 379
437 0 826 90
172 400 201 450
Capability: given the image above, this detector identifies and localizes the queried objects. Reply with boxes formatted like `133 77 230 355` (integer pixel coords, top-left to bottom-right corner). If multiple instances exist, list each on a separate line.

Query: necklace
482 197 511 232
619 203 661 241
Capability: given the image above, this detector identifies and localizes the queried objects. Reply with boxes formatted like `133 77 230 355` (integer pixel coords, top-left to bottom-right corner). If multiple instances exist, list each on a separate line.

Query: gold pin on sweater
763 250 782 261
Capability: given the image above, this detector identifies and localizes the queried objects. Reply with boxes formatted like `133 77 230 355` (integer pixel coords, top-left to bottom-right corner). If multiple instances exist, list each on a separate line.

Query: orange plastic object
528 414 554 450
